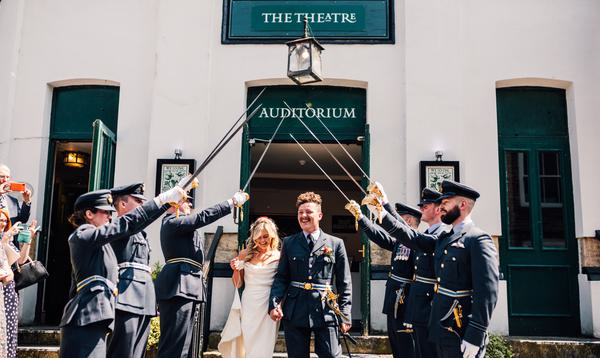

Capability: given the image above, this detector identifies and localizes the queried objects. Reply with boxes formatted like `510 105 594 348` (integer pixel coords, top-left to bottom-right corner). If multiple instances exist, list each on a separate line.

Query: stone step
203 353 391 358
18 327 60 346
508 336 600 358
207 332 392 354
16 327 600 358
17 346 59 358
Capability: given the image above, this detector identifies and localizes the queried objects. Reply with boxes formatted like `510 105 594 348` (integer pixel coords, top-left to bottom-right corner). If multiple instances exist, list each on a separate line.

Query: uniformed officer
107 183 156 358
346 199 418 358
269 192 352 358
371 181 499 358
403 188 450 358
156 190 248 357
59 185 185 358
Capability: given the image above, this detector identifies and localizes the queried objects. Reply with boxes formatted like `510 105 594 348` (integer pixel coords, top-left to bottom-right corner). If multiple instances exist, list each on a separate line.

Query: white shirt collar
303 229 321 241
453 215 473 234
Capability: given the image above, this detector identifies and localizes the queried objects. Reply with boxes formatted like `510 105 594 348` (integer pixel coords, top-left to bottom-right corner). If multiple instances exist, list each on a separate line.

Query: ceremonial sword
289 134 353 202
296 102 384 222
302 103 372 183
180 87 267 190
232 114 287 224
283 101 367 196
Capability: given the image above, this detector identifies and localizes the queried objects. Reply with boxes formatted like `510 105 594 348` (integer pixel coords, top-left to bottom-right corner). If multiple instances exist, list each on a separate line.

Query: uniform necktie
307 234 314 251
0 195 7 210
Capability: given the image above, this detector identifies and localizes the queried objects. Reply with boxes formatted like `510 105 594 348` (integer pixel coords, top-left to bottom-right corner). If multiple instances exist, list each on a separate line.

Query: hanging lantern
286 17 324 85
63 151 88 168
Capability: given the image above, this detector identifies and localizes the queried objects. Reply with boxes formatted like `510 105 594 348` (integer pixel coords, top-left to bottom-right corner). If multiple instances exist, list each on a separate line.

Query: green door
89 119 117 190
497 87 580 335
38 85 119 323
239 85 369 330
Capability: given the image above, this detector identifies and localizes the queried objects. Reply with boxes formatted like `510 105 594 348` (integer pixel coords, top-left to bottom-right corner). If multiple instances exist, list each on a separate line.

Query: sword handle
233 204 244 224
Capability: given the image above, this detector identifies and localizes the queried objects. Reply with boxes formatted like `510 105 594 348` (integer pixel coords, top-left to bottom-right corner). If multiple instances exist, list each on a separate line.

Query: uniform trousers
412 325 437 358
283 323 342 358
436 343 486 358
387 314 415 358
59 320 111 358
107 309 152 358
157 297 198 358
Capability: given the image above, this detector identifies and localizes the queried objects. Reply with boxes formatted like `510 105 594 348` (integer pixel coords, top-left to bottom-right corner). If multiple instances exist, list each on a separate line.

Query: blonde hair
244 217 280 262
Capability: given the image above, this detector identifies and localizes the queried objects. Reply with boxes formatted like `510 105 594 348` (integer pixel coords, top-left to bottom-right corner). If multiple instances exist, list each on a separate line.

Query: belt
166 258 203 270
118 262 152 273
290 281 332 291
414 275 437 285
436 286 473 298
76 275 118 296
389 273 413 284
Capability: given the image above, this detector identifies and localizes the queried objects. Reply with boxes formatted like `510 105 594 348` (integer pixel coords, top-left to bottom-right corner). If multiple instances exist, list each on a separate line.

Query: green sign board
247 86 366 141
225 0 393 43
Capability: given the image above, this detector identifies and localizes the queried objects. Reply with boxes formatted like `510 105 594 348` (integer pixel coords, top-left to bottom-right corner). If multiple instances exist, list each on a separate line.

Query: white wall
489 280 509 335
1 0 599 331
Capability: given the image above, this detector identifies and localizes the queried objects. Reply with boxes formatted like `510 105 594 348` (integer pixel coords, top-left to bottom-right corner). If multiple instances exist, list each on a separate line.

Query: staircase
17 327 392 357
17 327 600 357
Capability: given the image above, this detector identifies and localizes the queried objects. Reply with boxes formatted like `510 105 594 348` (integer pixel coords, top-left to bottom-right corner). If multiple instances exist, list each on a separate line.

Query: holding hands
269 304 283 321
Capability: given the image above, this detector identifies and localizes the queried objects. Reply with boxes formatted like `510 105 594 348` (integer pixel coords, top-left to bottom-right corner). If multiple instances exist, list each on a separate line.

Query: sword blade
203 87 267 166
305 103 371 182
182 103 263 188
241 114 286 192
289 133 351 202
283 101 366 195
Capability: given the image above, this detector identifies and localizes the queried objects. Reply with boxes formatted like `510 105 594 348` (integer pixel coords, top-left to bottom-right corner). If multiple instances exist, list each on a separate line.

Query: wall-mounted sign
247 85 366 141
223 0 394 44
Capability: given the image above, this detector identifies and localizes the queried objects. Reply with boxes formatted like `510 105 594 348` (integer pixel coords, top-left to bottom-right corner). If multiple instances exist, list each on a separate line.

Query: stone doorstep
208 332 392 354
507 337 600 358
16 346 59 358
18 327 61 346
17 328 600 357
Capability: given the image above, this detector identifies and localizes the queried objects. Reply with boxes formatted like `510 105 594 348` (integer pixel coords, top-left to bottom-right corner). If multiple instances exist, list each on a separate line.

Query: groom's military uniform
379 181 499 358
270 230 352 358
357 202 416 358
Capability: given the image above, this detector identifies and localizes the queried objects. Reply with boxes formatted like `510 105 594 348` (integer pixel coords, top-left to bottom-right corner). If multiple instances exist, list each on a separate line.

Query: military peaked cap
110 182 147 201
395 202 422 220
418 187 443 207
438 180 480 201
74 189 115 212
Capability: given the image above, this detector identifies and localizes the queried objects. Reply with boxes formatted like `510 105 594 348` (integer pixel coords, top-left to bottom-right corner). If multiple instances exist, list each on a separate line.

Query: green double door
497 87 580 335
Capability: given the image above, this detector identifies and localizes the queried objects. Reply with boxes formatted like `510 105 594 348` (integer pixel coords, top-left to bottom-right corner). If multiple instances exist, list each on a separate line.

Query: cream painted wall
1 0 598 333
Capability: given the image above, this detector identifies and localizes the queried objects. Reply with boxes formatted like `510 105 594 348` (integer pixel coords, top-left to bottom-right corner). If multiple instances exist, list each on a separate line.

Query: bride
218 217 281 358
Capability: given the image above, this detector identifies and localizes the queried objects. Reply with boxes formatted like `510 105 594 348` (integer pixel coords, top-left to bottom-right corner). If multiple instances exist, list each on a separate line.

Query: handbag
12 259 49 290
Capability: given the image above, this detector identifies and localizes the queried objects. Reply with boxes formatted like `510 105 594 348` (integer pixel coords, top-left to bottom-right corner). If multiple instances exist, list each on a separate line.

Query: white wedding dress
219 261 279 358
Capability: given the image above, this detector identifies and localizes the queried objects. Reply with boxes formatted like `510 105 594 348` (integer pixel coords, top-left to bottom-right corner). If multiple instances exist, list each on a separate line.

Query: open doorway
248 142 365 328
41 142 91 324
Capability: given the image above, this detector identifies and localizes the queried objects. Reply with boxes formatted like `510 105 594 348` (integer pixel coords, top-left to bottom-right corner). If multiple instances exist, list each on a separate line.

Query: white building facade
1 0 599 337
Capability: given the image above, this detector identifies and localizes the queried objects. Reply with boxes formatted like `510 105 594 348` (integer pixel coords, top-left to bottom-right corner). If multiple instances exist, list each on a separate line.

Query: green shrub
147 316 161 352
486 335 514 358
151 262 163 281
147 262 163 352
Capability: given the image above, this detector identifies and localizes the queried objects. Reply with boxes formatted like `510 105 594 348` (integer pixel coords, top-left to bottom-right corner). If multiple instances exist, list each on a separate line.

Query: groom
269 192 352 358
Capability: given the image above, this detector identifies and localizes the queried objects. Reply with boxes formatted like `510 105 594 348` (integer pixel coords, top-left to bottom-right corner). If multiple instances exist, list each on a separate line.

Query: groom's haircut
296 192 322 208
